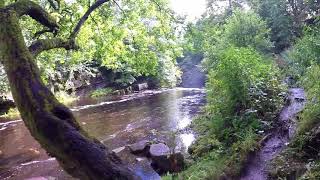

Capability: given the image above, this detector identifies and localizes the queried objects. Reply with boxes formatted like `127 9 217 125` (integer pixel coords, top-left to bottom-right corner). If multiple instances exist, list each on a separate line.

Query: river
0 88 206 179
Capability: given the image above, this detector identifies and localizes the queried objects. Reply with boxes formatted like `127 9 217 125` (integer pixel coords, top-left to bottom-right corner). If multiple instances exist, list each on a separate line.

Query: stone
125 86 133 94
128 140 151 154
25 176 55 180
119 89 126 95
133 83 148 91
135 157 147 162
149 143 185 174
149 143 170 157
27 148 40 156
112 146 126 154
111 146 137 164
112 90 121 96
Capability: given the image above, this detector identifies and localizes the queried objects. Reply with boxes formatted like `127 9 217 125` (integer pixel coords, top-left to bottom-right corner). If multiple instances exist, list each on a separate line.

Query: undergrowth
164 47 285 179
90 88 114 98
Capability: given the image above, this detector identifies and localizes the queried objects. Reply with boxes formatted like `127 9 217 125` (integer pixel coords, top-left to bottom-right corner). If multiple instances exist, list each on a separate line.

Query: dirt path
240 88 306 180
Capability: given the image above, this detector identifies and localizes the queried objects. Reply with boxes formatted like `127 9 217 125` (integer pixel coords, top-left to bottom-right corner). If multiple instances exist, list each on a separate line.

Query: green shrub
181 47 285 179
206 47 284 119
297 65 320 134
90 88 114 98
289 27 320 77
0 108 20 120
205 46 285 145
201 10 273 72
223 10 273 53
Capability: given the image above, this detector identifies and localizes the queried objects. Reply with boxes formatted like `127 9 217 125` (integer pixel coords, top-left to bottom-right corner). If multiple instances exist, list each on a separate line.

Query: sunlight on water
179 133 195 149
178 116 192 129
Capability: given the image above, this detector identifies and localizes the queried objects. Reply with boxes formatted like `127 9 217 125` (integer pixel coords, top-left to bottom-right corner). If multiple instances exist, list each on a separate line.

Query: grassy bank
268 66 320 179
267 27 320 179
164 47 286 179
166 116 261 179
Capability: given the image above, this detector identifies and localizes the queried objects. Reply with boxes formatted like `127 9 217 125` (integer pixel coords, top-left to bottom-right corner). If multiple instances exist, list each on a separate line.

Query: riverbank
0 82 150 121
166 87 306 180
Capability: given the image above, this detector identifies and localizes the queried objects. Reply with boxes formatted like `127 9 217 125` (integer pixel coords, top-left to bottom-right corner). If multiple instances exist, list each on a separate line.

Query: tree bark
0 2 139 180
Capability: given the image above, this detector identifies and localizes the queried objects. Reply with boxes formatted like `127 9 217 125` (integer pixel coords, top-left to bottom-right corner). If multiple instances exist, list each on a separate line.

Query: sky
64 0 208 21
169 0 207 21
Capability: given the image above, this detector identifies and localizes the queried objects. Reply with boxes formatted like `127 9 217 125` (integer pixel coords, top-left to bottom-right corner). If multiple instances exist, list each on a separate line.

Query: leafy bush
202 10 273 72
157 55 182 87
206 47 284 119
0 108 20 120
297 65 320 134
90 88 114 98
176 127 259 180
182 47 285 179
253 0 296 52
55 91 78 106
223 10 273 53
289 27 320 77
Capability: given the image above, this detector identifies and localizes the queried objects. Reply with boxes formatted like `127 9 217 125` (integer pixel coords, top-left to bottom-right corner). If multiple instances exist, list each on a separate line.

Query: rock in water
128 140 151 154
133 83 148 91
112 146 126 154
149 143 184 174
149 143 170 157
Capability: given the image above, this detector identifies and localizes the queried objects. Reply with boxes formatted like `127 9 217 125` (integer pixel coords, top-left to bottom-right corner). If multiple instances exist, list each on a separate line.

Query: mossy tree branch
29 38 78 57
7 0 59 31
28 0 110 57
0 0 139 179
69 0 110 40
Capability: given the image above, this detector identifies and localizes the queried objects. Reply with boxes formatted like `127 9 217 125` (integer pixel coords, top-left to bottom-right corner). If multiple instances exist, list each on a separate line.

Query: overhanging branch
28 0 111 57
8 0 58 31
29 38 78 57
69 0 110 40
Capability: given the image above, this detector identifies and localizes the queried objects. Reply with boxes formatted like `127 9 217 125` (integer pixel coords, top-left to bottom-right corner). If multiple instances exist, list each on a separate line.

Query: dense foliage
2 0 320 179
288 27 320 77
174 6 287 179
222 10 272 52
206 47 283 143
0 0 183 96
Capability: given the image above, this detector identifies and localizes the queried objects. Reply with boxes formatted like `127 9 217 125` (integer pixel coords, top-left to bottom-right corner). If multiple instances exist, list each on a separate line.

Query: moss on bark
0 1 138 179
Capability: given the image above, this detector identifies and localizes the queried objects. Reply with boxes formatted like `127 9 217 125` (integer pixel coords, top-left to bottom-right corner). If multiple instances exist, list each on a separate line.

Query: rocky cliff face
178 54 206 88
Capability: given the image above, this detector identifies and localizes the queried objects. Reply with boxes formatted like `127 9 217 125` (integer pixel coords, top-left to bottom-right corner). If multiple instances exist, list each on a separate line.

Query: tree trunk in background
0 7 138 180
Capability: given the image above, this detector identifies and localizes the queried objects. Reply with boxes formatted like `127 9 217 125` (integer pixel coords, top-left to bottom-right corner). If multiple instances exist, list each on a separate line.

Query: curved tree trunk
0 4 138 180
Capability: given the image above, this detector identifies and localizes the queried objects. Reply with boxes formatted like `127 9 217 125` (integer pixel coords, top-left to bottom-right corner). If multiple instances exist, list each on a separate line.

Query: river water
0 88 206 179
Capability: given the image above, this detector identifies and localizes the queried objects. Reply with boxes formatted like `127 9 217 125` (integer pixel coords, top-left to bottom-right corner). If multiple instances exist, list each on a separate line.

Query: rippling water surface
0 88 206 179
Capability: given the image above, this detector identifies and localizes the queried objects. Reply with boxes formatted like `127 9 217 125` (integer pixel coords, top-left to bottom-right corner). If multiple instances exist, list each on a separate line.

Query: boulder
149 143 184 174
112 146 126 154
133 83 148 91
125 86 133 94
128 140 151 154
149 143 170 157
111 146 137 164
